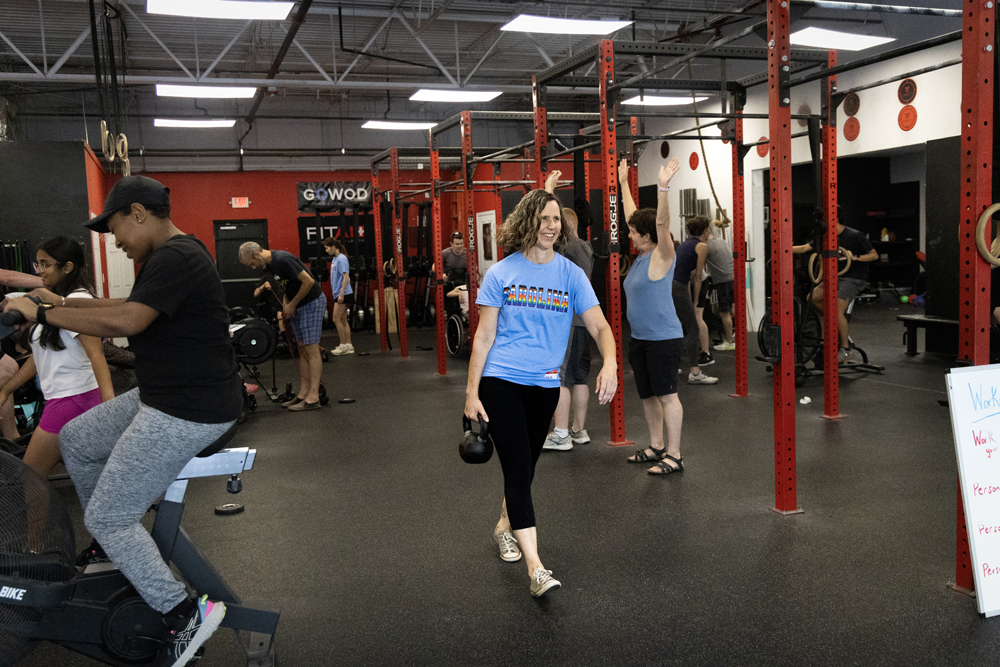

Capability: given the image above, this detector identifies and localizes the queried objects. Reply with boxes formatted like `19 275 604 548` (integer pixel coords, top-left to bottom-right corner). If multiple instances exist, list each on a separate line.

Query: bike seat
196 423 238 458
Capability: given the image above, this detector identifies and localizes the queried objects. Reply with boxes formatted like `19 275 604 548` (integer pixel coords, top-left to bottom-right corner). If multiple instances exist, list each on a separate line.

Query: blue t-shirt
623 251 684 341
330 254 352 296
477 252 600 388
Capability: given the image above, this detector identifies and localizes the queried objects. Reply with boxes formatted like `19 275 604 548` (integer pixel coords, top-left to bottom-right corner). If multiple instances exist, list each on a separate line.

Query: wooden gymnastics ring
975 203 1000 267
619 254 632 278
807 247 852 285
100 120 114 162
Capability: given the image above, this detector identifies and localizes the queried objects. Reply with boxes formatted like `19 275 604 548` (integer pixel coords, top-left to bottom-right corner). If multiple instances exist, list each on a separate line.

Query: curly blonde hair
496 189 571 254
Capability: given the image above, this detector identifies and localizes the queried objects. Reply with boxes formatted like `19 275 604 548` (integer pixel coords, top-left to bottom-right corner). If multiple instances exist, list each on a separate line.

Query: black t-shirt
838 226 875 282
126 235 243 424
267 250 321 307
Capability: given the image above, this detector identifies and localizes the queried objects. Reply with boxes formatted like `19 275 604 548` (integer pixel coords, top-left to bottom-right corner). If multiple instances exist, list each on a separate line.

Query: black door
215 219 268 311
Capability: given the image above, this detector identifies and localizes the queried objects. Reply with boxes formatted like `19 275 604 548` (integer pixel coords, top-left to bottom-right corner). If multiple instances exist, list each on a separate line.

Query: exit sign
230 197 250 208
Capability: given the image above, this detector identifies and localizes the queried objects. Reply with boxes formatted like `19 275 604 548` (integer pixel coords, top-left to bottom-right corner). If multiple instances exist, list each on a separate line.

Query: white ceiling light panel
500 15 632 36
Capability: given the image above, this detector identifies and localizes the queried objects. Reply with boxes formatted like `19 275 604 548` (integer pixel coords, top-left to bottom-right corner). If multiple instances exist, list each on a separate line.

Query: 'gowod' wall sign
297 182 371 212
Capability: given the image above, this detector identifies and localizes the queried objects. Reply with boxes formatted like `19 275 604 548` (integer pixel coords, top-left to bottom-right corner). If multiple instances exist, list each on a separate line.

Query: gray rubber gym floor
18 300 1000 666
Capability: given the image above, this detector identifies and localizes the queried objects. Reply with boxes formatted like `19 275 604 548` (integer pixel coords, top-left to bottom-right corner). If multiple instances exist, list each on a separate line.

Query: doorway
214 219 267 311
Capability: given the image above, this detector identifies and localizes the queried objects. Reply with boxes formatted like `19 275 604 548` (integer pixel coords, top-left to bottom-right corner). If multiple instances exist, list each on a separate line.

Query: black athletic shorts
560 326 592 387
334 293 355 306
696 278 713 308
715 280 735 311
628 337 684 399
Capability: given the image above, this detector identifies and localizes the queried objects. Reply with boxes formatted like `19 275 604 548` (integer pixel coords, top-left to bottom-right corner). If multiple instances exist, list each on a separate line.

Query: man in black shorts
541 172 595 451
794 206 878 363
239 243 326 410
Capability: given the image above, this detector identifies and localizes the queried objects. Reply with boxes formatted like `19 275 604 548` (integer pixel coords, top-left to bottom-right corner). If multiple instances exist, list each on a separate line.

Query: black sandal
648 454 684 475
627 447 667 463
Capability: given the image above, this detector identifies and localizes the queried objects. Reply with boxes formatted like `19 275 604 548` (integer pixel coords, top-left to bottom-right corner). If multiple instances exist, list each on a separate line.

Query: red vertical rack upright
389 148 409 358
429 146 447 375
821 51 842 420
730 103 749 398
371 162 389 352
767 0 800 515
953 0 995 594
598 39 629 446
460 111 482 341
533 76 548 190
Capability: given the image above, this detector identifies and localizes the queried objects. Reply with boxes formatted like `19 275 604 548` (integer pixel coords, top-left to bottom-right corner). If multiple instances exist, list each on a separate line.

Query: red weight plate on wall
660 141 670 158
756 137 768 158
843 117 860 141
843 92 860 117
689 152 699 170
898 105 917 131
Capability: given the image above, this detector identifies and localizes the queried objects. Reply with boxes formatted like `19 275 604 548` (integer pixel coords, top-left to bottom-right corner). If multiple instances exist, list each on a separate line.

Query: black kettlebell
460 415 493 464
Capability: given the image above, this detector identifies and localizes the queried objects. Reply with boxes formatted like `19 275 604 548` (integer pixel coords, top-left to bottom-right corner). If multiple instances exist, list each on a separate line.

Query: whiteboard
947 363 1000 616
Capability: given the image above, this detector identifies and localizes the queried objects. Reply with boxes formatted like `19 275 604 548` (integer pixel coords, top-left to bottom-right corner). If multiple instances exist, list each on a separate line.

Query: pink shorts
38 387 103 435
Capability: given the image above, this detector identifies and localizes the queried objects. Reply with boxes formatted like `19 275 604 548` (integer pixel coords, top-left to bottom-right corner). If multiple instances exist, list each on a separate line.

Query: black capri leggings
478 377 560 531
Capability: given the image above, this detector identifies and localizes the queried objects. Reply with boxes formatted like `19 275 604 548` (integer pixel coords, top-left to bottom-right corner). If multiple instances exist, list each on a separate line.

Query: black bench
897 314 959 356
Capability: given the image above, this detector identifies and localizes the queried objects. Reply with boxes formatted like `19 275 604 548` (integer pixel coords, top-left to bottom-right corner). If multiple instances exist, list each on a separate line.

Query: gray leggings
672 279 701 369
60 388 236 613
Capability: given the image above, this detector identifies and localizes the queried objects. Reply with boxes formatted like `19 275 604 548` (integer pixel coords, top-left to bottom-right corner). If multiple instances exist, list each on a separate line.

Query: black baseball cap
85 175 170 233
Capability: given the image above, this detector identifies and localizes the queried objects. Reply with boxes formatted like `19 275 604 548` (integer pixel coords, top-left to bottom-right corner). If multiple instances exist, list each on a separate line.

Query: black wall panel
925 137 960 323
0 142 92 275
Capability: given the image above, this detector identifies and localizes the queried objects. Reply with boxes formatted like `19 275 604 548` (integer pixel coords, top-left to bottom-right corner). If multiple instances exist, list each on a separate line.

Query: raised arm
652 159 681 266
544 169 562 195
618 158 636 223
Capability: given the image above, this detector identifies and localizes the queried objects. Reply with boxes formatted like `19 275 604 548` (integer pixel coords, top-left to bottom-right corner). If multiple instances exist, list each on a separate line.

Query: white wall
633 41 961 327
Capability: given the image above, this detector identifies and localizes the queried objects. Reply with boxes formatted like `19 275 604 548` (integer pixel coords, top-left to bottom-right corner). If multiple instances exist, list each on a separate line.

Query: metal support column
371 164 389 351
533 76 549 189
730 99 749 398
821 51 842 419
951 0 995 595
390 148 410 358
628 118 640 255
598 39 630 446
767 0 801 515
460 111 482 340
430 147 447 375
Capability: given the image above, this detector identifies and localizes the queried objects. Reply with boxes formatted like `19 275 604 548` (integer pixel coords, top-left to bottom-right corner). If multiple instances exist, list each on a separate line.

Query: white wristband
658 186 670 192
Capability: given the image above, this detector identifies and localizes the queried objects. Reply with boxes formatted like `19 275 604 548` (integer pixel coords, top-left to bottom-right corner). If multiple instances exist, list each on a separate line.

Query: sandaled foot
648 454 683 475
627 447 666 463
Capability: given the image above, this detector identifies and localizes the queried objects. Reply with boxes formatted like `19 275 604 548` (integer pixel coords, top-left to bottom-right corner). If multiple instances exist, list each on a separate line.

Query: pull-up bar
610 20 767 95
792 0 961 16
834 57 961 98
791 29 962 86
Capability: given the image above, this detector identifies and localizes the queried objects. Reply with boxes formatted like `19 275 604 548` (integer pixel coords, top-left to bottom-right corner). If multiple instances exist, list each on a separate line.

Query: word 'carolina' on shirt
501 284 571 312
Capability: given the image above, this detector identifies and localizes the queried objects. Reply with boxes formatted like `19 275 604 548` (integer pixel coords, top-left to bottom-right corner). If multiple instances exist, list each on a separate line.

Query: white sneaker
569 428 590 445
542 431 573 451
530 567 561 598
331 344 351 356
688 372 719 385
713 340 736 351
494 530 522 562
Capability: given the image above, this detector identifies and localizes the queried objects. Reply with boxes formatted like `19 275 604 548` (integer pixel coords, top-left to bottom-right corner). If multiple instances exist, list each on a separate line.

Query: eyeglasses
33 260 62 273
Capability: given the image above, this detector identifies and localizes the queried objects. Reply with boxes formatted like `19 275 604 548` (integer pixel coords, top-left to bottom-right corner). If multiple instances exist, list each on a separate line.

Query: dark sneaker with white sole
163 595 226 667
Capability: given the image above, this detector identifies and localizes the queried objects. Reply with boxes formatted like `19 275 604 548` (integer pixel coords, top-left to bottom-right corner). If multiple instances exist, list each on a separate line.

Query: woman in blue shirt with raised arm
464 188 618 598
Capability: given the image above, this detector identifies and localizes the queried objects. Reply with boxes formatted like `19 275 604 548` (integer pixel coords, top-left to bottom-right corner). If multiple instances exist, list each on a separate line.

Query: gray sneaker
530 567 561 598
688 372 719 385
494 530 522 562
569 428 590 445
542 431 573 451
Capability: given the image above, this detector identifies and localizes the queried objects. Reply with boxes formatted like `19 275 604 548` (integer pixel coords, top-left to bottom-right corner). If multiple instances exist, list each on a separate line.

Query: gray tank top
704 237 734 283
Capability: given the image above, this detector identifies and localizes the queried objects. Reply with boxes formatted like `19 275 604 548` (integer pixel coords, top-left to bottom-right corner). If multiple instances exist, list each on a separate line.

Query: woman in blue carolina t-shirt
465 188 618 598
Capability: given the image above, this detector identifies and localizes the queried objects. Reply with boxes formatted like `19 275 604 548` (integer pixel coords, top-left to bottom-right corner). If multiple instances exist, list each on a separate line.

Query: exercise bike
0 424 279 666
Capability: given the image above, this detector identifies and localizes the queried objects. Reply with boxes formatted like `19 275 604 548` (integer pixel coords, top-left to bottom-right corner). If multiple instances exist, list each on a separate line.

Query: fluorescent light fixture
500 14 632 35
410 89 502 103
154 118 236 128
147 0 293 21
790 27 895 51
621 95 709 106
362 120 438 130
156 84 257 98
